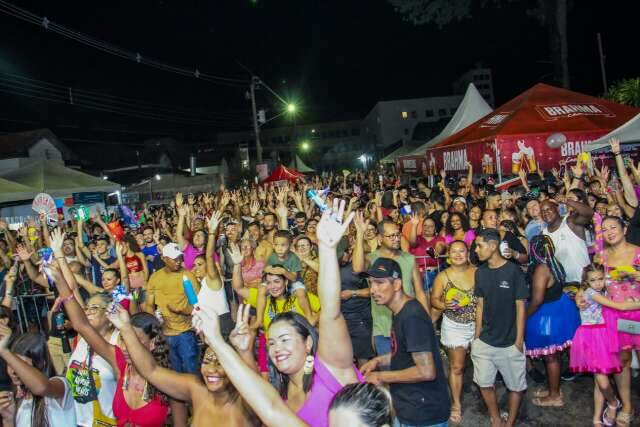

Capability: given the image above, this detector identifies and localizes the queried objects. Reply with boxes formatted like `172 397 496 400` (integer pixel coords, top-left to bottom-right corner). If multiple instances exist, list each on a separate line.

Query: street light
300 141 310 151
287 103 297 114
155 174 161 181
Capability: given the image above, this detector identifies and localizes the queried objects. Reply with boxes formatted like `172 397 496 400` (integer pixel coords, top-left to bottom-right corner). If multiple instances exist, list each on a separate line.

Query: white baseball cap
162 242 183 259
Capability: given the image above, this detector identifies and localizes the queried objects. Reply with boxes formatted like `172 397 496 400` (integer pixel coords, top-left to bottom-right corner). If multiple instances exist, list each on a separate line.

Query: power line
0 84 249 126
0 71 249 120
0 0 249 87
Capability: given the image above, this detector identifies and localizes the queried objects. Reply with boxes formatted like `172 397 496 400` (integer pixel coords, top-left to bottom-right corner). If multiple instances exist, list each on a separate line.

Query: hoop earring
303 354 315 375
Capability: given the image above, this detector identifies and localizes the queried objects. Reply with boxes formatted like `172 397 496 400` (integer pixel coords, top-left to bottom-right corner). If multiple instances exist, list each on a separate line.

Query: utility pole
597 33 608 95
250 76 263 164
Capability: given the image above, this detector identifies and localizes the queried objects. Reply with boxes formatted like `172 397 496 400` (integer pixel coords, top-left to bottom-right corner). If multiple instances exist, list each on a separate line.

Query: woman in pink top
194 204 365 427
239 239 265 287
442 213 476 247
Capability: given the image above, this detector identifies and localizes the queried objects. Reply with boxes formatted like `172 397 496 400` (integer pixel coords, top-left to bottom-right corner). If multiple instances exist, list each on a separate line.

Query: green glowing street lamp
300 140 310 151
287 103 297 114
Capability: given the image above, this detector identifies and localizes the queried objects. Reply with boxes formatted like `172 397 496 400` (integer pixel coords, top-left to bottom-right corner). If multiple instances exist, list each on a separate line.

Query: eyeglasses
84 305 106 314
383 233 401 239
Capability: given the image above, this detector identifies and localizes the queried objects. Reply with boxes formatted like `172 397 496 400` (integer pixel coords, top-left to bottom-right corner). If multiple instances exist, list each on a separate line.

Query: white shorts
440 315 475 349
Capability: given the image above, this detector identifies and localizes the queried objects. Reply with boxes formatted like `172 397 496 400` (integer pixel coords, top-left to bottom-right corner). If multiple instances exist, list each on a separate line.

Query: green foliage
387 0 473 27
606 78 640 108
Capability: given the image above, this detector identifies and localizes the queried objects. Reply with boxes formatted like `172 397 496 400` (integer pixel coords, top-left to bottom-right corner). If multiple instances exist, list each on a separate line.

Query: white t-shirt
16 377 76 427
198 277 230 315
67 330 119 427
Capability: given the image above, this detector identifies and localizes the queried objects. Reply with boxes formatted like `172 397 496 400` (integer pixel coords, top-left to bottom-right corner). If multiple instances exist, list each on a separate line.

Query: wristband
614 152 622 157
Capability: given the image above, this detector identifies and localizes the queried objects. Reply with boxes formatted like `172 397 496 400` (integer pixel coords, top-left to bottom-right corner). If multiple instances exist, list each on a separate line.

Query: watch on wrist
351 290 357 298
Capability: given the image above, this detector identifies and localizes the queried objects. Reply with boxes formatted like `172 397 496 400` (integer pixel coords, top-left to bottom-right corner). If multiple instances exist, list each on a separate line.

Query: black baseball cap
359 258 402 280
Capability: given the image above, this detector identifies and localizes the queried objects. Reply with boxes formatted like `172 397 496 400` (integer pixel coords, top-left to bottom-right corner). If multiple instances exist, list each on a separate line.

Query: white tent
585 113 640 152
0 177 38 204
0 160 120 198
288 155 315 173
404 83 493 157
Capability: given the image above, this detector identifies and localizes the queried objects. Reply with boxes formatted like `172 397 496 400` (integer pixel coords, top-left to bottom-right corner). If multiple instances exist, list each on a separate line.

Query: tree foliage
606 78 640 108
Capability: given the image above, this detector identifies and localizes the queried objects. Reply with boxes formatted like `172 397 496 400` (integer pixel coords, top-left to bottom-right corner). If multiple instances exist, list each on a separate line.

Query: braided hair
527 235 566 287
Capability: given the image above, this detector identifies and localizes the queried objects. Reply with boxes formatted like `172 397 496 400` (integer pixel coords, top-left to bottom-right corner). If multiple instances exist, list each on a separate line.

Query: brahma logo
480 112 511 128
402 159 417 170
443 149 468 171
536 104 614 120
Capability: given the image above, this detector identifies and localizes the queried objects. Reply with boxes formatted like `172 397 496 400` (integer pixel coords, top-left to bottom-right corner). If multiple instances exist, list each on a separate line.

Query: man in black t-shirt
472 229 528 427
339 261 373 365
360 258 450 427
469 210 527 266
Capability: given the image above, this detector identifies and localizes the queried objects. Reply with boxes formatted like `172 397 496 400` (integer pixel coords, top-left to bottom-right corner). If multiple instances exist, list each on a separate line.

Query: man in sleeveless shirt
540 199 593 284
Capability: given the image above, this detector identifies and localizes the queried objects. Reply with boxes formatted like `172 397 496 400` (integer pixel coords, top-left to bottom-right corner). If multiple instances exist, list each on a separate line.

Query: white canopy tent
0 160 120 198
584 113 640 152
0 177 38 204
288 155 315 173
404 83 493 157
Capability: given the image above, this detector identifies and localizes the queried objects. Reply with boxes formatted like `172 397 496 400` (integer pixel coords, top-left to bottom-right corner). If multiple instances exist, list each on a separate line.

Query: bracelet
614 152 622 157
60 294 75 304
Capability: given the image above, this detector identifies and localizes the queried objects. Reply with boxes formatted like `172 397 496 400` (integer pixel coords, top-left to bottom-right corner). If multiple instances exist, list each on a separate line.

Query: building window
425 109 434 117
404 128 409 136
411 111 417 119
401 111 408 119
438 108 447 116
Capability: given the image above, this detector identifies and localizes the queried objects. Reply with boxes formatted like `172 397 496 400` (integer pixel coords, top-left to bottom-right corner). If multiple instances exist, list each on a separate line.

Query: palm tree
606 78 640 108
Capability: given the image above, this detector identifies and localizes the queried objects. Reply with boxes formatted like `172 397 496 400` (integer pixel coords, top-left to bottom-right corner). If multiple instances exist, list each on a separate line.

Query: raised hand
175 192 184 208
0 323 13 352
610 137 621 154
229 304 254 352
229 243 243 265
353 210 369 236
50 228 65 255
15 244 33 262
192 306 222 344
177 205 188 218
106 303 131 330
409 212 421 226
187 193 196 206
250 200 260 217
208 211 222 234
317 198 355 248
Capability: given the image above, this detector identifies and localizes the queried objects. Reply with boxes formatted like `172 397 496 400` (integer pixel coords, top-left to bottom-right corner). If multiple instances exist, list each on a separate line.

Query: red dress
112 346 168 427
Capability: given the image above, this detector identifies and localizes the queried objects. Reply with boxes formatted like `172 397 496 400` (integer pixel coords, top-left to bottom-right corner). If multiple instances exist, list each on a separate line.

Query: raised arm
0 325 66 399
48 247 117 373
230 246 250 300
610 138 638 207
205 212 223 284
1 264 17 309
107 305 198 402
193 307 307 427
566 198 594 226
316 200 358 378
351 211 368 273
176 204 188 250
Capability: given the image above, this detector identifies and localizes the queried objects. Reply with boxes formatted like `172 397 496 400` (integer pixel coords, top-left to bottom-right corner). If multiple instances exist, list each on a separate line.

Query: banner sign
72 192 105 205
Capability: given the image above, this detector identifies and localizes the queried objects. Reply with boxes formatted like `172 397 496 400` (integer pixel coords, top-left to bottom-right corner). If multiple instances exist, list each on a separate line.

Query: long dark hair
122 234 141 253
263 271 296 315
330 383 393 427
11 332 55 427
445 213 470 236
129 313 170 404
268 312 318 399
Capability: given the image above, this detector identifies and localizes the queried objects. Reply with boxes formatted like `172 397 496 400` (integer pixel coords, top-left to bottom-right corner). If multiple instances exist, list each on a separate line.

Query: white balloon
546 132 567 149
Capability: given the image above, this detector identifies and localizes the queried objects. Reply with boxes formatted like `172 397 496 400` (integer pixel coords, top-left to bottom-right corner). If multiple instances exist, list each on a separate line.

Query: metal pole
597 33 608 96
250 76 263 164
495 143 502 183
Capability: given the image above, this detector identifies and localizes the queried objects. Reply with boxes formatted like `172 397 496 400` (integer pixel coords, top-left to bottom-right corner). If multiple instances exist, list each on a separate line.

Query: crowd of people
0 136 639 426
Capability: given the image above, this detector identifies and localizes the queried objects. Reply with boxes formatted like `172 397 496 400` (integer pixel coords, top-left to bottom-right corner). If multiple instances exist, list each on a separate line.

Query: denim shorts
373 335 391 356
166 330 199 374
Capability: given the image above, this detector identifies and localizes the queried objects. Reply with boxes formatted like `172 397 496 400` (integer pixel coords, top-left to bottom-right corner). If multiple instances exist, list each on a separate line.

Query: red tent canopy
426 83 640 176
262 164 305 183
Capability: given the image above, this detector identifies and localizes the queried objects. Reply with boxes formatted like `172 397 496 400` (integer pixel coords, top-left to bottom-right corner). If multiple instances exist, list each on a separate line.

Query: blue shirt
525 220 545 242
142 244 159 274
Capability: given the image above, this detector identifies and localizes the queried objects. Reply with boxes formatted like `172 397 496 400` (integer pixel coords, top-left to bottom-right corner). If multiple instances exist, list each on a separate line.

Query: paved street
454 363 640 426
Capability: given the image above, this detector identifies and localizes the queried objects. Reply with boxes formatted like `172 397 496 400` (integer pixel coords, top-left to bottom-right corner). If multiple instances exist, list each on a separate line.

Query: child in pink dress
571 264 640 425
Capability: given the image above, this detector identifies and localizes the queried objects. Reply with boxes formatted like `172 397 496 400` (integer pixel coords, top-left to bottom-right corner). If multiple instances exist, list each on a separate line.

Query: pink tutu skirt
602 306 640 352
570 324 621 374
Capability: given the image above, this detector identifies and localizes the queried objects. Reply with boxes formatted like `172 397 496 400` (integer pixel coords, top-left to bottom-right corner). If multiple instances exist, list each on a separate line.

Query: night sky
1 0 639 152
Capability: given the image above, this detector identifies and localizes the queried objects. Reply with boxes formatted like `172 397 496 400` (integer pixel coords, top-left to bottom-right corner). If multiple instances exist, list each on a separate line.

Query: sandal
533 388 549 398
449 406 462 424
616 411 633 427
532 396 565 407
603 401 619 426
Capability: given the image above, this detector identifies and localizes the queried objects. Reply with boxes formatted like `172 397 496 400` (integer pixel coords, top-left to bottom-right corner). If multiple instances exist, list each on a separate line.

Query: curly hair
130 313 170 405
445 213 470 236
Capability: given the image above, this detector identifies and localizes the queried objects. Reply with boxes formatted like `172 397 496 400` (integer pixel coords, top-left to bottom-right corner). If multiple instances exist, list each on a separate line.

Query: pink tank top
606 248 640 303
295 356 364 427
182 244 220 271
